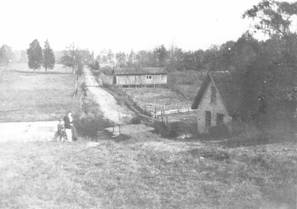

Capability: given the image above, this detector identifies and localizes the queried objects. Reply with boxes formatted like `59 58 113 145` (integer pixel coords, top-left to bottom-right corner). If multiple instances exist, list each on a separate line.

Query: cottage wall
115 74 167 86
196 82 232 133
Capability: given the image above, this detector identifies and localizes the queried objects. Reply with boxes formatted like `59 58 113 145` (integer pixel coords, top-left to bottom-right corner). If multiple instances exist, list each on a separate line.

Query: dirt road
83 68 134 125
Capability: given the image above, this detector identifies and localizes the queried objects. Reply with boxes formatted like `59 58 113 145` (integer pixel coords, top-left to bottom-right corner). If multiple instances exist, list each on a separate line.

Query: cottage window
211 86 216 104
216 113 224 125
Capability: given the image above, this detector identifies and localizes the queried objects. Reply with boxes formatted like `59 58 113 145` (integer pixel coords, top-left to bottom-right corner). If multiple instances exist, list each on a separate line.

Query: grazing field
0 136 296 209
167 70 205 100
0 63 79 122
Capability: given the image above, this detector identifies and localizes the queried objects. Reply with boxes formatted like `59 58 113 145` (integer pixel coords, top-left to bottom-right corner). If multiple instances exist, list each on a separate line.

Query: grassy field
0 136 296 209
0 63 79 122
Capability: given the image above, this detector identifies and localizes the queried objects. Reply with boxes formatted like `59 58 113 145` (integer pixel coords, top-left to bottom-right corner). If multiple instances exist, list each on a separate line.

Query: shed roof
112 67 167 75
191 71 241 116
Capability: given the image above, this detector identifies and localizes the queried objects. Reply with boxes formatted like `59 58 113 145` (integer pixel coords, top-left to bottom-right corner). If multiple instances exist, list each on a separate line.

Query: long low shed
102 67 168 87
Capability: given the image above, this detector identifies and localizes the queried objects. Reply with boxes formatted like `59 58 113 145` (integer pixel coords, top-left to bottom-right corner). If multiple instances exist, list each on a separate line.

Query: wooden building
191 71 241 134
101 67 167 87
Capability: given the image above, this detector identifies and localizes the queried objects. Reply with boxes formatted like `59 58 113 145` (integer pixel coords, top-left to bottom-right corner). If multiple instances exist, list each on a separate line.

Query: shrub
208 124 231 138
73 112 111 138
74 94 112 138
152 121 176 138
130 116 142 124
152 121 191 138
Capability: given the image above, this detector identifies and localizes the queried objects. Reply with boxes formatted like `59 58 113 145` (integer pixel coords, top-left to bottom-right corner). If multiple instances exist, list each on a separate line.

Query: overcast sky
0 0 261 53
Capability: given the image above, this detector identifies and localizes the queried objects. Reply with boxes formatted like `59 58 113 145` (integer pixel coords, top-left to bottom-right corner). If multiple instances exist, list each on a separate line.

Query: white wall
115 74 167 86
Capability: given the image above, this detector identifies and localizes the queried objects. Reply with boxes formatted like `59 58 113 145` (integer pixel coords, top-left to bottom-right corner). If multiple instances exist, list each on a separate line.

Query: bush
88 60 100 70
208 124 231 138
130 116 142 124
74 112 111 138
152 121 178 138
74 94 112 138
152 121 197 138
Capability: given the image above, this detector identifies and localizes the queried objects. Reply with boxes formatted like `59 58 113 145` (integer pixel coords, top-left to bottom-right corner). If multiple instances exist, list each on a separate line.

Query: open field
0 63 79 122
0 136 296 209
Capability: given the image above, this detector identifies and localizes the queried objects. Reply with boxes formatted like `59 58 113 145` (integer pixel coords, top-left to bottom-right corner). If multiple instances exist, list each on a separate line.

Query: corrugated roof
191 71 241 116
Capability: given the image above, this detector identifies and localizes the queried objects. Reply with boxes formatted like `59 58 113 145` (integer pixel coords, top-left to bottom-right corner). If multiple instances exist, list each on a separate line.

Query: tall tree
127 50 136 66
27 39 43 70
242 1 297 129
168 47 184 70
107 50 114 65
60 44 86 96
135 50 155 67
153 45 168 67
115 52 127 67
0 45 14 65
61 45 82 74
43 40 55 71
243 0 297 37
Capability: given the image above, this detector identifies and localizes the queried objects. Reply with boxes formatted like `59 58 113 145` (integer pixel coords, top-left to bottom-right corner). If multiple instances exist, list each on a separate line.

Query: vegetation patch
74 88 112 139
152 120 198 139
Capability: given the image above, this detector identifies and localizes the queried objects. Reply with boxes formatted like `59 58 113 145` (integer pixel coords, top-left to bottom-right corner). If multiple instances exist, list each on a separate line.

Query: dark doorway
205 111 211 129
113 76 116 84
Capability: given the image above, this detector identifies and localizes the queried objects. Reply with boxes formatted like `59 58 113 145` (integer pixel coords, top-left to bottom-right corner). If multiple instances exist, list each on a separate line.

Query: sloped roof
191 71 242 116
113 67 167 75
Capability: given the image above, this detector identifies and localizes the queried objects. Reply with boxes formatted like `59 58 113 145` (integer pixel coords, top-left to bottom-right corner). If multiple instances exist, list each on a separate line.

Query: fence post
118 112 121 135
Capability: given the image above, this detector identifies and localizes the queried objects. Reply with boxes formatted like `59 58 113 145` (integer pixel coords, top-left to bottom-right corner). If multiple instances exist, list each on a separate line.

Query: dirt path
83 68 134 125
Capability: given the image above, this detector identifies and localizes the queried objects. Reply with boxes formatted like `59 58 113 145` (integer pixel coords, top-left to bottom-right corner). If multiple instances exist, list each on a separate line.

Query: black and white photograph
0 0 297 208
